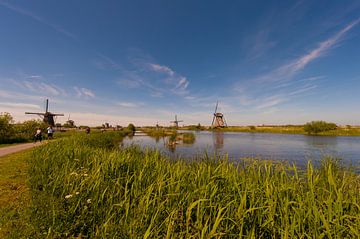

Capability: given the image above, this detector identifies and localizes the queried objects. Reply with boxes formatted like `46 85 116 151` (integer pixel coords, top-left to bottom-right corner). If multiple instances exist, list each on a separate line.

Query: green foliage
182 132 195 144
249 125 256 130
127 123 136 132
304 121 337 134
0 112 15 143
15 120 48 140
27 134 360 238
168 131 178 142
0 113 47 143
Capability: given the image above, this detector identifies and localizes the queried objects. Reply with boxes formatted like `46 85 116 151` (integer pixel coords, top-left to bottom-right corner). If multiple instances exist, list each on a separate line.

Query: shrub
127 123 136 132
0 112 15 143
304 121 337 134
15 120 48 140
182 132 195 144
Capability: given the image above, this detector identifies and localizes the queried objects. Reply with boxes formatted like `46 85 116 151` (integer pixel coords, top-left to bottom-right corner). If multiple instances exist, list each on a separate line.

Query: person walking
34 128 42 143
47 126 53 139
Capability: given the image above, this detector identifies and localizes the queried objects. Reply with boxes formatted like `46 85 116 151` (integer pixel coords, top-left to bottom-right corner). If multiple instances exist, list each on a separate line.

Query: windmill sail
170 114 183 128
25 99 64 126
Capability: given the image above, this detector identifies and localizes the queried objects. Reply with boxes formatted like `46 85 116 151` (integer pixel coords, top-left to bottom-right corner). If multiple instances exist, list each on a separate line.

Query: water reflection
123 131 360 166
305 135 338 148
212 131 224 150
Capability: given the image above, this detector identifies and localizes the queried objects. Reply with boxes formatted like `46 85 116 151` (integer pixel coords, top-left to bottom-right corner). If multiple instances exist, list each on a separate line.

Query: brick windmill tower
211 101 227 128
25 99 64 127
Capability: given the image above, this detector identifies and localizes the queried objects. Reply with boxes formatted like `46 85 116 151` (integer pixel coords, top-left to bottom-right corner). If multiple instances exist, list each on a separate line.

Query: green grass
24 133 360 238
214 125 360 136
0 150 33 238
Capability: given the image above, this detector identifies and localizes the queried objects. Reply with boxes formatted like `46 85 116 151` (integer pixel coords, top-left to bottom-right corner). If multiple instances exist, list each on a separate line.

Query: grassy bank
213 125 360 136
24 133 360 238
0 150 32 238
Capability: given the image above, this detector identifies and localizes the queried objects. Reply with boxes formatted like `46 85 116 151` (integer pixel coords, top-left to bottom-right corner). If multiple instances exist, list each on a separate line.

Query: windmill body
170 115 183 128
211 101 227 128
25 99 64 127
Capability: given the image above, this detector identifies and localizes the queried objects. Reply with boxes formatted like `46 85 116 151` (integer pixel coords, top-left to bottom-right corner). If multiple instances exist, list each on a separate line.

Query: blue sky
0 0 360 126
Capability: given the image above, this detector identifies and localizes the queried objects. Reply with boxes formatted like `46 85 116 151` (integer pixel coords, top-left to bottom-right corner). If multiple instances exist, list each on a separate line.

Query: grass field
20 133 360 238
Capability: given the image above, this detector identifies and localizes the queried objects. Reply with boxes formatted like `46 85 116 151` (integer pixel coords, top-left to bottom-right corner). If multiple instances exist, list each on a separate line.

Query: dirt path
0 142 41 157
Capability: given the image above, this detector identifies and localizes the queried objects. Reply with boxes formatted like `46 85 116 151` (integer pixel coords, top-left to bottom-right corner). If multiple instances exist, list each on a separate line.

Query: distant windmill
66 114 75 127
170 115 183 128
25 99 64 127
211 101 227 128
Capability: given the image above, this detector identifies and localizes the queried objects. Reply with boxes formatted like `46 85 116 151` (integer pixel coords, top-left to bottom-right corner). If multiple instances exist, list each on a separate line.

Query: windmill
211 101 227 128
25 99 64 127
66 114 75 127
170 115 183 128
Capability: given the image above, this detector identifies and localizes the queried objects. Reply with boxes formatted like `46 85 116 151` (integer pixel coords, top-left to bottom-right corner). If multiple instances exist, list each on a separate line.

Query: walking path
0 142 41 157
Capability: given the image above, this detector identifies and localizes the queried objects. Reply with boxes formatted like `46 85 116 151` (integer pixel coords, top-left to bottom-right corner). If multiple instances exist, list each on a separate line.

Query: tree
127 123 136 132
304 121 337 134
0 112 14 143
16 120 47 140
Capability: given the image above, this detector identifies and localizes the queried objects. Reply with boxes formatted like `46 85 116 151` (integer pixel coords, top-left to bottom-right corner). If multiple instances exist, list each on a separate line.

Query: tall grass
27 133 360 238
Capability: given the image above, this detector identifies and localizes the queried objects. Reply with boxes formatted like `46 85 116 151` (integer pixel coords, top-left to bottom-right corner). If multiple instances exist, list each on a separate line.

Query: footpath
0 142 41 157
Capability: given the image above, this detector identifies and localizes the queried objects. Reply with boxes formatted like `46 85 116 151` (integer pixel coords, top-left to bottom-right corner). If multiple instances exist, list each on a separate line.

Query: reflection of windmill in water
25 99 64 127
211 101 227 128
213 131 224 150
170 115 183 128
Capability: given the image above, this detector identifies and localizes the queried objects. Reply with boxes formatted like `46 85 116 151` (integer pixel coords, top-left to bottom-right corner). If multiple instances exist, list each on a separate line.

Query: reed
27 133 360 238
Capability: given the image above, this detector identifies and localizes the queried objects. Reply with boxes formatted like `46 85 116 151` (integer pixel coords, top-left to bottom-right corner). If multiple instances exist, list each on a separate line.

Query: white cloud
0 102 41 109
148 63 175 76
117 78 142 89
0 0 77 40
26 75 43 80
254 18 360 83
117 102 144 108
16 80 66 96
74 87 95 98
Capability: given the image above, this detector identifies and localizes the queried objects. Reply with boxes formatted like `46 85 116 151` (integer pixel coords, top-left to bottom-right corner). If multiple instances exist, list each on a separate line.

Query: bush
0 112 15 143
127 123 136 132
15 120 48 140
304 121 337 134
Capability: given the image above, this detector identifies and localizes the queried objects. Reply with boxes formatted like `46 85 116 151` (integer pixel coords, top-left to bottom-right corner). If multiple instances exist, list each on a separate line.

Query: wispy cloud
0 102 41 109
26 75 43 80
74 87 95 98
230 18 360 113
149 63 175 76
94 54 123 70
146 62 190 94
117 102 144 108
247 29 277 61
112 55 190 97
14 80 66 96
255 18 360 83
0 0 77 40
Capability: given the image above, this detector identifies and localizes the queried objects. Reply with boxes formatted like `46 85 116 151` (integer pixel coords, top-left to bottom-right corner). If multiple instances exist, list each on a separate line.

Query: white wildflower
87 199 91 204
75 192 80 195
65 194 73 199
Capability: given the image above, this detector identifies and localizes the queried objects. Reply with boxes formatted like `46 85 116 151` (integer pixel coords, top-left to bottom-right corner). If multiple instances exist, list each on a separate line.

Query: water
122 131 360 166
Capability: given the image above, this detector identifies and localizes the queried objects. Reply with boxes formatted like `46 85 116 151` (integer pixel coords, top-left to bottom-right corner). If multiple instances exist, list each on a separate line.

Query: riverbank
8 132 357 238
204 125 360 136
